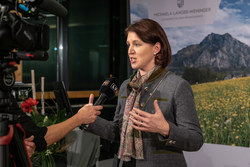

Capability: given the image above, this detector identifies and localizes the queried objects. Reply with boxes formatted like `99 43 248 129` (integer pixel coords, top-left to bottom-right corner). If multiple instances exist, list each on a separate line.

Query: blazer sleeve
162 80 203 151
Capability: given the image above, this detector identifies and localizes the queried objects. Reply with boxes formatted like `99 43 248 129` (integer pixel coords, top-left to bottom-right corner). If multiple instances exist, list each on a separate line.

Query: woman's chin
131 64 139 70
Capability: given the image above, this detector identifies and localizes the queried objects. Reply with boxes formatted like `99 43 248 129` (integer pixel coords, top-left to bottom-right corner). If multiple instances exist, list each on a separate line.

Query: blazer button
140 103 145 108
144 87 149 92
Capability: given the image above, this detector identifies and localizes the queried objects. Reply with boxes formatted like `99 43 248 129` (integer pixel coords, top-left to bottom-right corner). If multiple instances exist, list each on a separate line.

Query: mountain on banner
169 33 250 75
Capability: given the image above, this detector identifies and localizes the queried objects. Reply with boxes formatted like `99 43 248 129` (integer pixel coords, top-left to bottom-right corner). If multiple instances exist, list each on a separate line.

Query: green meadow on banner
192 76 250 147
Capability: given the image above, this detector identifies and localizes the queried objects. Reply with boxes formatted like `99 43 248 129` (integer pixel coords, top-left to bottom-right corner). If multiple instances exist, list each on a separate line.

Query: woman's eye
135 43 141 46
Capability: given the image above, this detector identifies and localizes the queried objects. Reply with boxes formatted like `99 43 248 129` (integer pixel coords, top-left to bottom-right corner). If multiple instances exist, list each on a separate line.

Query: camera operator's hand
24 135 36 158
77 94 102 124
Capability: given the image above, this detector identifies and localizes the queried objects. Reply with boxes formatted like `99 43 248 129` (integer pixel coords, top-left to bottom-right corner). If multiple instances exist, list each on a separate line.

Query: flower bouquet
20 98 68 167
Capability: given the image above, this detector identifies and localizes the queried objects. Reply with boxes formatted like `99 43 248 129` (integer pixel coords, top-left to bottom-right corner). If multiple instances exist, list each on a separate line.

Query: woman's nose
128 46 135 55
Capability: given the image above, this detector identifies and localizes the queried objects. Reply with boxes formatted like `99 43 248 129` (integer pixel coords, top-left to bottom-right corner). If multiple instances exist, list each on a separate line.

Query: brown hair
125 18 172 68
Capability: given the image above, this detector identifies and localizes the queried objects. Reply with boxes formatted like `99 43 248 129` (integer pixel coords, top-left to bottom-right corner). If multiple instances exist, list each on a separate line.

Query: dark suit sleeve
10 99 48 152
20 114 48 152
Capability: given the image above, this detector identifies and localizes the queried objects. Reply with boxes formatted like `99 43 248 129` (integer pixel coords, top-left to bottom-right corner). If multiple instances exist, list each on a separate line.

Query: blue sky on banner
130 0 250 54
167 0 250 54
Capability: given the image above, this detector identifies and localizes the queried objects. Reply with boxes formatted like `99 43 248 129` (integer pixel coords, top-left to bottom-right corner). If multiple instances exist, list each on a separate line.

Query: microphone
36 0 68 17
94 77 119 105
79 77 119 130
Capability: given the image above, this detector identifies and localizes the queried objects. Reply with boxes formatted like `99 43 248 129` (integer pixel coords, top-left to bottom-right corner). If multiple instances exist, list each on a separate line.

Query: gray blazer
88 68 203 167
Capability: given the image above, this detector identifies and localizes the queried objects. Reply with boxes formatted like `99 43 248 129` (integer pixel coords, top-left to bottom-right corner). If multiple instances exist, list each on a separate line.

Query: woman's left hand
129 100 170 136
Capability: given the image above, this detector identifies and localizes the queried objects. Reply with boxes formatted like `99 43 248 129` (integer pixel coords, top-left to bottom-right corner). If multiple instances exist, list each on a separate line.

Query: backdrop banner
130 0 221 27
130 1 250 166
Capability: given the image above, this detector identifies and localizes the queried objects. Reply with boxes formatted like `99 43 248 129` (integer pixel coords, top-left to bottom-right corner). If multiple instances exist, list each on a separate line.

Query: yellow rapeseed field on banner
192 76 250 147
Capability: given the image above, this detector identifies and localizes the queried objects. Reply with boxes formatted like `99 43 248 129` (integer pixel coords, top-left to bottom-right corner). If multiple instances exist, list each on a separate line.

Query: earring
154 53 157 55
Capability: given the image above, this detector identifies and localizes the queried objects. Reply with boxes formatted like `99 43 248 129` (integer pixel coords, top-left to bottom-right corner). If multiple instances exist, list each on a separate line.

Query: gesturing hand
24 135 36 158
129 100 170 136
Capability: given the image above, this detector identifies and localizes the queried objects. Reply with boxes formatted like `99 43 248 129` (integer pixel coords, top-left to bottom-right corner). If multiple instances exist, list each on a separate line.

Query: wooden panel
15 61 22 82
36 90 99 99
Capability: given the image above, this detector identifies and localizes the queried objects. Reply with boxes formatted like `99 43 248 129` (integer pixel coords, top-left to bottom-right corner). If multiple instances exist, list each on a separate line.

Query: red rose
21 102 32 113
26 98 39 106
20 98 39 114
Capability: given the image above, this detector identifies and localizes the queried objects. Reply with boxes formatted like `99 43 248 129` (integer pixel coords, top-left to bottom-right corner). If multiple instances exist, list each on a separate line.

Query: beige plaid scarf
118 66 159 161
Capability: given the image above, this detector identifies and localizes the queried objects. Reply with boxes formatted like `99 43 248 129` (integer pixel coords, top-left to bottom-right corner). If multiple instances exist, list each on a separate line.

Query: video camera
0 1 67 166
0 0 67 58
0 0 67 90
